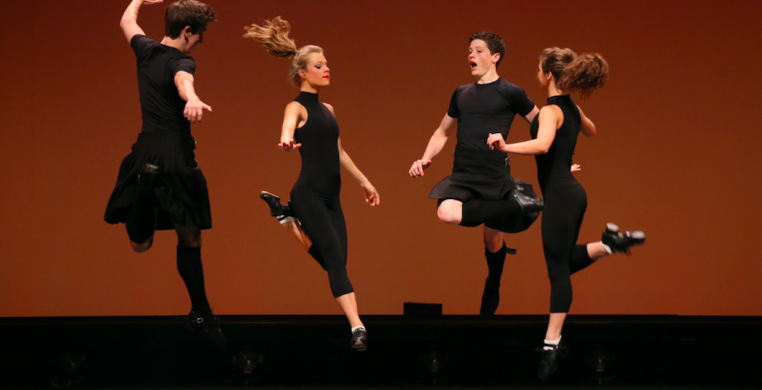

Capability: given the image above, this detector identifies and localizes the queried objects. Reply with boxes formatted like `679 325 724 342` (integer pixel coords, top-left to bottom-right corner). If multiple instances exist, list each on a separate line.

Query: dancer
409 31 544 319
104 0 225 348
244 17 380 351
487 47 645 380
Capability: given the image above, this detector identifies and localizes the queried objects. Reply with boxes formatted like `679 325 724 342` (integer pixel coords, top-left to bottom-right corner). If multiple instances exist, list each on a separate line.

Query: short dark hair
164 0 216 39
469 31 506 68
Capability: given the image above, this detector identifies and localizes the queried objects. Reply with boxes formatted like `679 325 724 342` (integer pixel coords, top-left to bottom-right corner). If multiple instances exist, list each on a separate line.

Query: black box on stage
403 302 443 316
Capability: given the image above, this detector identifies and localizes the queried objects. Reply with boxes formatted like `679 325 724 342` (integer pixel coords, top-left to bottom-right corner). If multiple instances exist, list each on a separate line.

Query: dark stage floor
1 315 759 388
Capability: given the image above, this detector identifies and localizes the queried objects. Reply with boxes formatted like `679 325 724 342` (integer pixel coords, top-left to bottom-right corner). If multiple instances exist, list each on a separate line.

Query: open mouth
470 62 477 70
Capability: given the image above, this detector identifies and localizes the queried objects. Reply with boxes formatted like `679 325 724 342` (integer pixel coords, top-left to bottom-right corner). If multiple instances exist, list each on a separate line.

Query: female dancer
487 48 645 380
244 17 380 351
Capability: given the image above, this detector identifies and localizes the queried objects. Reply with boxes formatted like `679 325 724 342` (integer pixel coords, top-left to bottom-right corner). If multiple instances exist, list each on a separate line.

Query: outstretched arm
120 0 163 43
277 102 304 151
174 71 212 124
487 106 560 155
578 105 596 137
409 114 456 177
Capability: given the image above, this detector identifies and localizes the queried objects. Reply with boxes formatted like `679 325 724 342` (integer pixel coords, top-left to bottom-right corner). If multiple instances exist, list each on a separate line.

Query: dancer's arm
487 106 560 155
578 105 596 137
174 72 212 124
323 104 379 206
120 0 163 43
523 106 540 124
409 114 456 177
278 102 304 151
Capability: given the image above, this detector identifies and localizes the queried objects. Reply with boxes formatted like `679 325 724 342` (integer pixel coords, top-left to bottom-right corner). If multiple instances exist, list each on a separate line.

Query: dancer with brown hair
409 31 546 319
104 0 225 348
488 47 645 380
244 17 380 351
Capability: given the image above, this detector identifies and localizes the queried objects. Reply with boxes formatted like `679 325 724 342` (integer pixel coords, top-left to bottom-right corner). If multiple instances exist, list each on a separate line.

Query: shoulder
322 102 335 115
285 101 306 114
540 105 563 120
497 79 526 94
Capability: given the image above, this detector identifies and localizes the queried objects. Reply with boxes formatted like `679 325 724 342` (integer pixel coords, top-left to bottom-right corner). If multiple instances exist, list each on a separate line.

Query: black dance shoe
183 309 227 349
137 164 159 192
351 328 368 351
602 223 645 254
259 191 293 221
479 279 500 319
536 337 569 381
511 189 544 213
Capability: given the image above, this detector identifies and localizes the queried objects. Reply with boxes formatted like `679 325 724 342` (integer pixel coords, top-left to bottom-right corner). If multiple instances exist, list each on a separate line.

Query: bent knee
130 238 153 253
437 205 461 225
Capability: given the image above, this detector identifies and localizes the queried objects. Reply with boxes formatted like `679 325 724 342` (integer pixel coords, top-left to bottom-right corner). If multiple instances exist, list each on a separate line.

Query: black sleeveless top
530 95 581 192
293 91 341 192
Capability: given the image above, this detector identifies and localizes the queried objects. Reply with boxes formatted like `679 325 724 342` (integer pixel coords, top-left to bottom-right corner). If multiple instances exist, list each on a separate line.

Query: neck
546 79 563 98
300 84 320 94
160 36 187 54
477 67 499 84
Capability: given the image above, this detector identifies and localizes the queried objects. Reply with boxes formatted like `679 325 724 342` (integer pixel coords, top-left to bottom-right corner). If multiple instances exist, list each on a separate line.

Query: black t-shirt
131 35 196 134
447 78 535 150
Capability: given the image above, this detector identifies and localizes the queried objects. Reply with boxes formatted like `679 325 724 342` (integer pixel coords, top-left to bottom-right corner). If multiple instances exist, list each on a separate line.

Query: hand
361 182 380 206
278 139 302 151
184 99 212 124
487 133 507 151
409 159 432 178
571 164 581 172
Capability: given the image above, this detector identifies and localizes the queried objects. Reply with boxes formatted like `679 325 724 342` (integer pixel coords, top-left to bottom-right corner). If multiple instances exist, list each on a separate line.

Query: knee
130 238 153 253
484 236 503 253
437 205 460 225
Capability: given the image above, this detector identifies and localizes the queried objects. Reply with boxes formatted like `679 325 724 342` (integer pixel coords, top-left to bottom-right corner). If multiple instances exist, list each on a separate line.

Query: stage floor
1 315 759 388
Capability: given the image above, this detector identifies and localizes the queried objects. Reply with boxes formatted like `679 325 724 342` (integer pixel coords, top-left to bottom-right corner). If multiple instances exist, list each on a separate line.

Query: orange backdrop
1 0 760 317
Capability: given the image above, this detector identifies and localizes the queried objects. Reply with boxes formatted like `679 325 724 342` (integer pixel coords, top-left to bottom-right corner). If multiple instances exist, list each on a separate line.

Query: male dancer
104 0 224 348
409 31 542 318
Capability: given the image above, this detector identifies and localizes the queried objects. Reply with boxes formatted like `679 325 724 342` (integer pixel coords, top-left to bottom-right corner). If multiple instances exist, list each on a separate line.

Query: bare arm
522 105 540 124
174 71 212 124
409 114 457 177
325 104 379 206
120 0 163 43
578 105 596 137
277 102 304 151
488 106 560 155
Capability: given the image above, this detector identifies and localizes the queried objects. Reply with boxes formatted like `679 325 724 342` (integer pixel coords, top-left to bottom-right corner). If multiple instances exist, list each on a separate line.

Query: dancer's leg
480 226 507 317
174 224 212 317
437 199 463 225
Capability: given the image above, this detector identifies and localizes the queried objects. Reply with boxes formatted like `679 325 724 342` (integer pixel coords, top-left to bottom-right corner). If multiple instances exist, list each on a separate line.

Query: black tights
290 185 353 298
542 182 596 313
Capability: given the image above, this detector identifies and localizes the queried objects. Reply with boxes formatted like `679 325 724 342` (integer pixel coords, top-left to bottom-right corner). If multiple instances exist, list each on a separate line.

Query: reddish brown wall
0 0 760 317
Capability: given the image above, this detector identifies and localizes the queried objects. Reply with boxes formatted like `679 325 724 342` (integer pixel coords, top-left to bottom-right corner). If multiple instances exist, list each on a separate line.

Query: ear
298 69 306 79
183 26 192 38
492 52 501 64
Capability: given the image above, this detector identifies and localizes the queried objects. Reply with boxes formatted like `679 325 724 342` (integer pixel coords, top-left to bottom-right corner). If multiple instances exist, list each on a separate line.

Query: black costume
429 78 538 233
104 35 212 317
531 95 596 313
289 92 354 298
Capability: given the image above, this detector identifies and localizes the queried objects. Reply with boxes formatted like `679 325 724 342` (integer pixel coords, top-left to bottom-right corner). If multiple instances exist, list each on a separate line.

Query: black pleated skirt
429 145 538 233
104 131 212 230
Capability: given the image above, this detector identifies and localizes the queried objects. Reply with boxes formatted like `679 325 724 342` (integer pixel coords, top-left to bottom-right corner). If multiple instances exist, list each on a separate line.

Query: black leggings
290 185 353 298
541 182 596 313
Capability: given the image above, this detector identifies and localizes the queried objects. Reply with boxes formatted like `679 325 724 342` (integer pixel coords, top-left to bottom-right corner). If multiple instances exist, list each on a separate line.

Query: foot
602 223 645 254
351 328 368 351
259 191 294 222
511 189 544 213
479 279 500 319
137 163 159 192
183 309 227 349
536 337 569 381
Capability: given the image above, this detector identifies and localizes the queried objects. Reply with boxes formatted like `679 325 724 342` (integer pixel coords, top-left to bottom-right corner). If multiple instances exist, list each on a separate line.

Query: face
537 60 551 90
300 53 330 88
468 39 499 77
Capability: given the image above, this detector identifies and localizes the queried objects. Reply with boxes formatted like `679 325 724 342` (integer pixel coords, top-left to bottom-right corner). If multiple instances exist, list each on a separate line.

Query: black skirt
104 132 212 230
429 145 539 233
